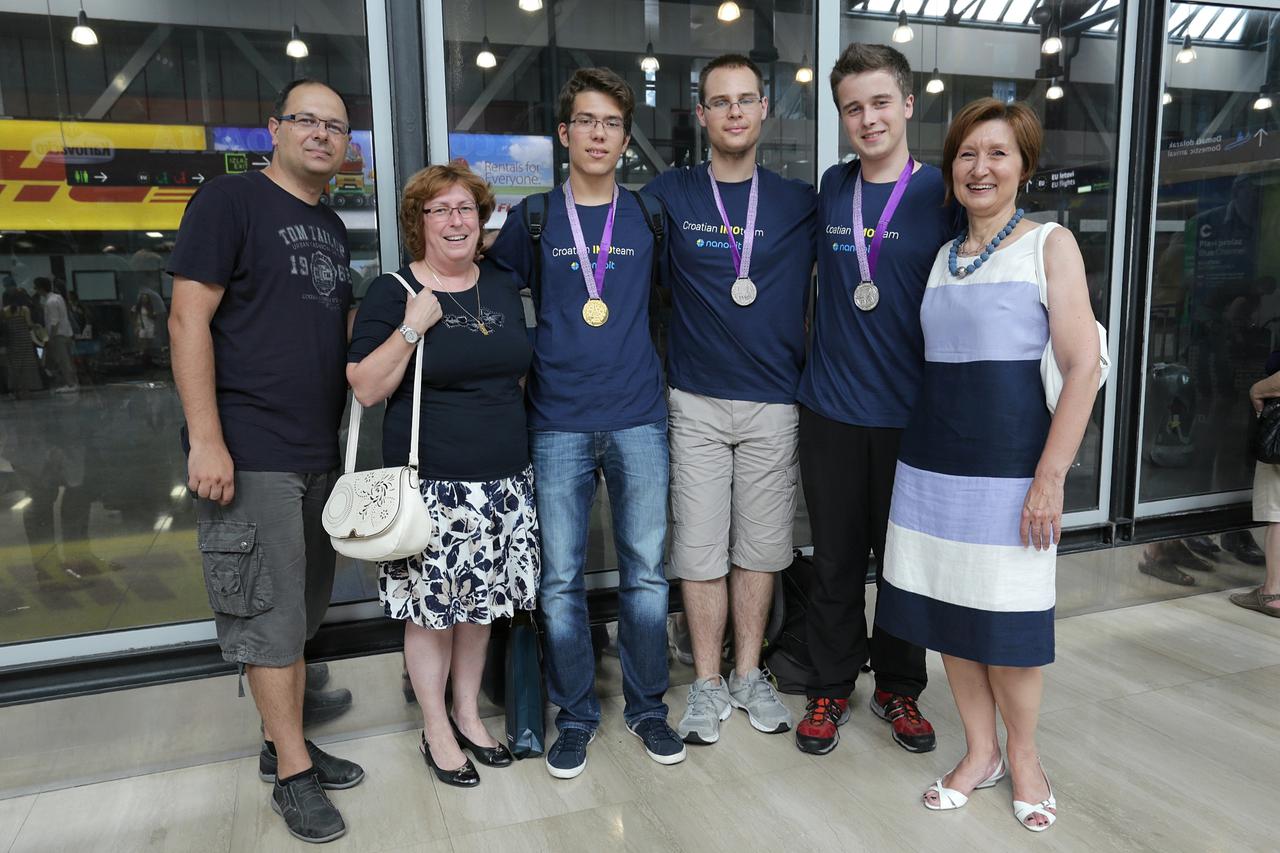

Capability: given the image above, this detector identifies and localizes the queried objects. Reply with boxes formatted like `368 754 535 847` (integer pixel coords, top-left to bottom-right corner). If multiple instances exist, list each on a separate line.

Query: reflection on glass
1140 4 1279 505
841 3 1124 512
0 3 381 646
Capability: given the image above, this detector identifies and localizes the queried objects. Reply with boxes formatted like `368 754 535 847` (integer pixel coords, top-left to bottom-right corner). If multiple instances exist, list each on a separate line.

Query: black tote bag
504 610 546 758
1253 399 1280 464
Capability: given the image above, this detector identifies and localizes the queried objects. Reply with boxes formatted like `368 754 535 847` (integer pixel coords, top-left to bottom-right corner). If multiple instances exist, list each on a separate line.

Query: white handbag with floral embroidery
323 273 433 561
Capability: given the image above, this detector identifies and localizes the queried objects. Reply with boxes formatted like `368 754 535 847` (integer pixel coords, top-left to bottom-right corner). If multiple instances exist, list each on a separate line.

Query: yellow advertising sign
0 120 207 231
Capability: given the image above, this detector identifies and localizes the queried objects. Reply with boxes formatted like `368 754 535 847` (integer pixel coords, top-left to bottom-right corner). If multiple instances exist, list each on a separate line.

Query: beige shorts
668 387 799 581
1254 461 1280 522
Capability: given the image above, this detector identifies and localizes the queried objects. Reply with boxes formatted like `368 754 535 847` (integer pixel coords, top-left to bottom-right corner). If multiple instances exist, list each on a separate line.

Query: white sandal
1012 764 1057 831
923 757 1007 811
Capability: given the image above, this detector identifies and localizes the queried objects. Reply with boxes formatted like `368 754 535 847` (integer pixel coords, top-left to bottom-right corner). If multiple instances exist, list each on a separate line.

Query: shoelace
687 681 722 717
635 718 679 747
557 728 592 753
804 697 839 726
884 695 924 724
742 674 781 707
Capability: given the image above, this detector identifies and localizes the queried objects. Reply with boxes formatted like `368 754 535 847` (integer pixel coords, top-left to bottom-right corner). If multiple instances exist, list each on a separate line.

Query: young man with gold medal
490 68 684 779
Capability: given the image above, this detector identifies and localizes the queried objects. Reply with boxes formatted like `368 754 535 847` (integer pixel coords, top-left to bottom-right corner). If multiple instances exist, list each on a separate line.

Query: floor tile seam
4 794 38 853
1091 664 1280 733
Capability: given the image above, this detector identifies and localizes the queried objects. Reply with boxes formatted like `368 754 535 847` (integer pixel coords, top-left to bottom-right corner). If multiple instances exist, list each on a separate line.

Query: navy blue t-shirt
488 186 665 432
797 161 961 428
167 170 352 472
644 164 816 403
347 261 531 481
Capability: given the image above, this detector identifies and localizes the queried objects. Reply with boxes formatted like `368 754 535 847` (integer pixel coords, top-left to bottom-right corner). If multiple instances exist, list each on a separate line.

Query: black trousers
799 406 926 699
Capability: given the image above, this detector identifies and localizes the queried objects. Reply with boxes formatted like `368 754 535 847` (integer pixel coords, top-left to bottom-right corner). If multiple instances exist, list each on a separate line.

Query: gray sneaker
676 676 732 745
728 667 794 734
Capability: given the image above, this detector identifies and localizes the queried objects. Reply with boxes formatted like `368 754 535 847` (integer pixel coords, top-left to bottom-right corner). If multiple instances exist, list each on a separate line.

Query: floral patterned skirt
378 465 539 629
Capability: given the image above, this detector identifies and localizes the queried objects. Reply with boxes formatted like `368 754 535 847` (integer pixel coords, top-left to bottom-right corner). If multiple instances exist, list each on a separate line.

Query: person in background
1231 360 1280 617
2 287 44 399
34 278 78 393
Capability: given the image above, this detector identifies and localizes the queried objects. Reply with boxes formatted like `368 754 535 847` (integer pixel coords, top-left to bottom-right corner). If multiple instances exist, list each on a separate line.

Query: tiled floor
3 588 1278 853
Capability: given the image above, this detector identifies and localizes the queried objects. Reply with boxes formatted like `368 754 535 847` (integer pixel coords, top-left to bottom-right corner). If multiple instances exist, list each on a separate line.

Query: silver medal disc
731 277 758 307
853 281 880 311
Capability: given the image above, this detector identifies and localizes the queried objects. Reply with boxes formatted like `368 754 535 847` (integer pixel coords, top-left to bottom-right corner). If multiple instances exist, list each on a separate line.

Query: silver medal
731 277 757 307
853 281 880 311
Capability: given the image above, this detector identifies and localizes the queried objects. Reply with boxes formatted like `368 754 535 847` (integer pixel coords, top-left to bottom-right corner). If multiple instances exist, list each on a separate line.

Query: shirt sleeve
348 274 405 362
166 182 244 287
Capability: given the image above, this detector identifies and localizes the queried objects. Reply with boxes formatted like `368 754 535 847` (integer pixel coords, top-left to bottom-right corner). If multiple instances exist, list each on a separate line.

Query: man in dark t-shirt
167 79 363 844
794 44 959 758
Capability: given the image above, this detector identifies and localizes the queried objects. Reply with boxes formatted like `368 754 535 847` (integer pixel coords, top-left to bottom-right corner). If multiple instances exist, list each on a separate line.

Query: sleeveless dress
876 223 1060 666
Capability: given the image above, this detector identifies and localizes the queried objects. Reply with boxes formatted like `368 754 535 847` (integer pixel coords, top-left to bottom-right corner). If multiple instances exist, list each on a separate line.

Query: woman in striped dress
876 99 1101 832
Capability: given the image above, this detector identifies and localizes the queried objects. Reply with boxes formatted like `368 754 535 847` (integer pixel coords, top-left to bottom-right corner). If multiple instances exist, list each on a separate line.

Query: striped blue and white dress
876 222 1059 667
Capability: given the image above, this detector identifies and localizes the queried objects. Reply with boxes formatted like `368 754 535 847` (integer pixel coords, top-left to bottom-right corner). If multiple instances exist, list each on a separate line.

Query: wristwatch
397 324 421 345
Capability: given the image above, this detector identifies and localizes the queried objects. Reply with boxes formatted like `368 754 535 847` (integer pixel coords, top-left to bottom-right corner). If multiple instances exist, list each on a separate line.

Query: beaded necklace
948 208 1024 279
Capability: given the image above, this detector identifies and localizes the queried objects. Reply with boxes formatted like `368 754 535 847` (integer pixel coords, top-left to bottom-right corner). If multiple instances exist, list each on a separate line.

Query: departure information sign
64 149 270 187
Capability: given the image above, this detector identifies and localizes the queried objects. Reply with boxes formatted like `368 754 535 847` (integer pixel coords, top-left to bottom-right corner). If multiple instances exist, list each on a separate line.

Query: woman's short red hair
941 98 1043 204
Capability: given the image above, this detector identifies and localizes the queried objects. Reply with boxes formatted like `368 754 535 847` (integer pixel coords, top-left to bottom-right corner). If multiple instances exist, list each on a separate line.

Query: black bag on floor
505 610 547 758
763 551 817 695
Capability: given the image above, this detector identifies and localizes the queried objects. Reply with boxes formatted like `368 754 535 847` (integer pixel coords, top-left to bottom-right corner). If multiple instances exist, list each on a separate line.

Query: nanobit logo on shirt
551 242 634 272
278 223 350 308
682 219 765 253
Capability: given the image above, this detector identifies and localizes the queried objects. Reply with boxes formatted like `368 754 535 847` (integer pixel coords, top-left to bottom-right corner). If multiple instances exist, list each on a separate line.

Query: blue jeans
531 419 670 732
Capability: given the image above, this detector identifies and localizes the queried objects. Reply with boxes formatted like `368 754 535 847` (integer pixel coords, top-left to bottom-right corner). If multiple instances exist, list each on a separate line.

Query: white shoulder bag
1033 222 1111 414
323 273 433 561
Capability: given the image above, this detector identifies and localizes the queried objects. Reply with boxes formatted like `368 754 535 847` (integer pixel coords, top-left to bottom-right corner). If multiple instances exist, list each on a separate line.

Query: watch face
401 325 419 344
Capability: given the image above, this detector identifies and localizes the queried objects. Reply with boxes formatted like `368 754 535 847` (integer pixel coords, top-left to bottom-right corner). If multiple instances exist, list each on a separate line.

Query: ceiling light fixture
926 68 944 94
795 55 814 84
1175 34 1197 64
891 11 914 44
285 24 308 59
518 0 543 10
640 42 659 73
71 7 98 46
1162 90 1173 106
1254 89 1273 111
1046 78 1064 100
476 36 497 69
717 2 741 22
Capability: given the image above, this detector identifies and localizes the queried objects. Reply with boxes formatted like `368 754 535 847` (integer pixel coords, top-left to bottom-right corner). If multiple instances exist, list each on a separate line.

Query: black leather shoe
260 740 365 789
1138 554 1195 586
1222 531 1266 566
451 717 513 767
420 732 480 787
271 771 347 844
1183 535 1221 558
303 687 353 726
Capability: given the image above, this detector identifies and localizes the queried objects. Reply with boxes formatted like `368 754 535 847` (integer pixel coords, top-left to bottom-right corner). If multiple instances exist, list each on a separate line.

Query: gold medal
582 298 609 327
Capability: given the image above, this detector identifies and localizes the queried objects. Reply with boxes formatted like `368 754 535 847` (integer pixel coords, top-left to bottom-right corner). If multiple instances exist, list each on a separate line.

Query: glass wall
0 2 383 647
1138 2 1280 510
840 1 1126 514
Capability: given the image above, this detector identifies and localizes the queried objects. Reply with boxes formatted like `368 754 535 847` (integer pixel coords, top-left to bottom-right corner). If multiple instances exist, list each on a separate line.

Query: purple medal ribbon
851 157 914 285
563 181 618 301
707 163 759 280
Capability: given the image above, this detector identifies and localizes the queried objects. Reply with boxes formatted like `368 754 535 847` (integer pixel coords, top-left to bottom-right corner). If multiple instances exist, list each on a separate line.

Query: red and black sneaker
870 690 937 753
795 697 851 755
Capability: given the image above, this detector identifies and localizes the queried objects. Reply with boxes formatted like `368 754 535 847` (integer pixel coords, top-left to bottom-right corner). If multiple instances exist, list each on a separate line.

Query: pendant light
1174 34 1197 64
892 11 914 44
1162 90 1173 106
1046 78 1064 100
640 42 660 73
925 25 943 94
476 36 497 69
717 2 741 22
285 24 309 59
518 0 543 10
1254 89 1273 111
70 5 98 46
795 54 814 84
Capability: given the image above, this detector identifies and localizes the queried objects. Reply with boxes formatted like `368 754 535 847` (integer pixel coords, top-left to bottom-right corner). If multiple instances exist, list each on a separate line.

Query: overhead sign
64 149 270 187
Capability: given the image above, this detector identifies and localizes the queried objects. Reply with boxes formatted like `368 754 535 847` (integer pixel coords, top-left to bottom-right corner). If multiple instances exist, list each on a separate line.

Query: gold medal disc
582 298 609 327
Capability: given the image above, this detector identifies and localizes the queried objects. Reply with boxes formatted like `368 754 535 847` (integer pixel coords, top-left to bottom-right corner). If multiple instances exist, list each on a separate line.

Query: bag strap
343 271 425 474
523 192 549 314
1031 221 1061 312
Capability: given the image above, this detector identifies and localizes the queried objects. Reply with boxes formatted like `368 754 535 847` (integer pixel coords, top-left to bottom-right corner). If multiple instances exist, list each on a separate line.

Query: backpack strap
522 192 549 314
628 188 666 293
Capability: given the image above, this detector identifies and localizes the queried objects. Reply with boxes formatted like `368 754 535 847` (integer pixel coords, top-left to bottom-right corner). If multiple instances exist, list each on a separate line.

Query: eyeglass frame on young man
566 115 627 133
275 113 351 137
422 203 479 221
701 96 764 114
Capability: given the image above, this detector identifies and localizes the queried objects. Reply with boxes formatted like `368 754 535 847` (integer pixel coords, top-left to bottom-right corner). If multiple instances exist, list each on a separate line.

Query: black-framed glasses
423 203 479 221
568 115 625 133
275 113 351 136
702 96 763 114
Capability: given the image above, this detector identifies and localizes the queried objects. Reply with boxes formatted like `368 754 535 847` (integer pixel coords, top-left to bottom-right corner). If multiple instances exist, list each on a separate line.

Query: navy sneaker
628 717 687 765
546 727 595 779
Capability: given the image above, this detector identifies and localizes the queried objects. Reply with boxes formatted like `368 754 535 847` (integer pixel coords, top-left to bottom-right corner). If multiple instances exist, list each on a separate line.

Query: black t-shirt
166 171 352 472
347 261 532 481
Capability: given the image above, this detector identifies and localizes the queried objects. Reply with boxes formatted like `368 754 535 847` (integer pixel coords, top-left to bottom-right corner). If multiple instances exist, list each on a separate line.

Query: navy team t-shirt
644 164 816 403
489 186 665 432
166 170 352 472
797 161 961 428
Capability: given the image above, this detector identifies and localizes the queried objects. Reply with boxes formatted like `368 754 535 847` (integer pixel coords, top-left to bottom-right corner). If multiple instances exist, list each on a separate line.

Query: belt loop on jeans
237 663 246 698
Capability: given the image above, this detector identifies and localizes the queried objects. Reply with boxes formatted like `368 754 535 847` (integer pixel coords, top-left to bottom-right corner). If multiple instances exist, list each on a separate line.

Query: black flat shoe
451 717 514 767
420 732 480 788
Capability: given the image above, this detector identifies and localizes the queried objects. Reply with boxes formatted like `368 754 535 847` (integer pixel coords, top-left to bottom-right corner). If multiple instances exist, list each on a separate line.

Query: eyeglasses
275 113 351 136
702 96 763 114
568 115 626 133
423 203 479 221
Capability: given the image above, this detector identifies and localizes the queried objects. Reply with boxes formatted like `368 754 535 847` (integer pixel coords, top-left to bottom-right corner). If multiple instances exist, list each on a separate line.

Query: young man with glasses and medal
793 44 962 758
490 67 685 780
641 54 816 748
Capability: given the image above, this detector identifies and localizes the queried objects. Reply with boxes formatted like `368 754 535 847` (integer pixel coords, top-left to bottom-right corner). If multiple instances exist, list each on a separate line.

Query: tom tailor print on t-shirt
644 163 816 404
489 186 665 433
167 170 353 473
798 161 962 429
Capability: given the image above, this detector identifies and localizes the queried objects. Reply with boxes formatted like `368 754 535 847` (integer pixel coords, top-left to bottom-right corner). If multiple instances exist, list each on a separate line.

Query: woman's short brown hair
399 162 496 262
941 98 1043 204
